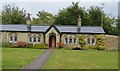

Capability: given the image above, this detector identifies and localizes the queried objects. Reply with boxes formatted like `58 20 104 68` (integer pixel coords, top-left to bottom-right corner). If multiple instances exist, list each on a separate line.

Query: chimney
26 13 31 31
77 15 81 32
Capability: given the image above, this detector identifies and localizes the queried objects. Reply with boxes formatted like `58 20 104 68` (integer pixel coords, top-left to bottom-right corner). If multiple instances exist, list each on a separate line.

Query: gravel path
21 48 54 71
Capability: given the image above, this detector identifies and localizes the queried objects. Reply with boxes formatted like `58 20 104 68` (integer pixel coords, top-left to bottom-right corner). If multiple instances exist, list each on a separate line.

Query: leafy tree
54 2 85 25
2 4 27 24
32 10 55 25
88 6 103 26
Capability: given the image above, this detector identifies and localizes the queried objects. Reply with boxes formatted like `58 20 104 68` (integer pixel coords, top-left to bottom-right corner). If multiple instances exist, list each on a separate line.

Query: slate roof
0 24 105 34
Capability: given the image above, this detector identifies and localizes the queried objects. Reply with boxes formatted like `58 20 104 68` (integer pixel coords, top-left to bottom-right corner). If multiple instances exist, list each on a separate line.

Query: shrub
96 45 106 50
82 45 89 50
95 35 105 50
2 42 14 48
88 45 96 49
78 35 88 50
57 42 64 48
25 43 33 48
33 44 48 49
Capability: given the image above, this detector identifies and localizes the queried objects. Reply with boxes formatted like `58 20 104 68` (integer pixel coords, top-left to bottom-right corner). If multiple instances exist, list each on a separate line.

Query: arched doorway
49 34 56 48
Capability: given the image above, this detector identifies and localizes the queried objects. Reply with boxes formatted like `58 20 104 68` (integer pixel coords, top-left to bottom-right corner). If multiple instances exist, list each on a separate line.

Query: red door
49 35 56 48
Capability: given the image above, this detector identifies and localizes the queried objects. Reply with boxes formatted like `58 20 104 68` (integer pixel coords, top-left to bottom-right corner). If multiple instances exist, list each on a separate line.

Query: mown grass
2 48 46 69
44 49 118 69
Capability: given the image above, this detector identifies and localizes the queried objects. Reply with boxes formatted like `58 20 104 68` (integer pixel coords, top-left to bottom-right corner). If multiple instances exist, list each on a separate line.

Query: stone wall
45 27 60 47
105 35 118 50
2 32 44 44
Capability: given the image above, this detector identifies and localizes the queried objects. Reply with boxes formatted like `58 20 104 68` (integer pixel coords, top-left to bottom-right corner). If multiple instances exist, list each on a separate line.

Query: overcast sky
0 0 119 18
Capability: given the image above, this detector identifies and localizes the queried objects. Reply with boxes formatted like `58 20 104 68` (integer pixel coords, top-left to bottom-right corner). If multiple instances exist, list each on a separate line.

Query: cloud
1 0 119 2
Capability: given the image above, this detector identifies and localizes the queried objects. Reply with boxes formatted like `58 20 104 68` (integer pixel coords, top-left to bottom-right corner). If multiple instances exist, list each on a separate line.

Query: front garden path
21 48 54 71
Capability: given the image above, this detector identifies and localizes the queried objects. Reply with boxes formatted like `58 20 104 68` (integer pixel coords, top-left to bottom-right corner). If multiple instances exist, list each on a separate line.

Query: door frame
49 33 56 48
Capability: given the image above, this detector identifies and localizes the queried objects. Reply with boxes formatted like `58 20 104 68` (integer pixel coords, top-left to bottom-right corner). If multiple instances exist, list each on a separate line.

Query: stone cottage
0 14 105 48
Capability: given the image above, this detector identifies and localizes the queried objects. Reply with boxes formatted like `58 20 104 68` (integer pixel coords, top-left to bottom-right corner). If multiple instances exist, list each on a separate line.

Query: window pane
34 37 36 42
74 38 76 44
87 37 90 44
92 37 95 45
38 38 40 42
65 38 68 44
10 36 13 41
14 36 17 42
69 37 72 44
29 37 32 42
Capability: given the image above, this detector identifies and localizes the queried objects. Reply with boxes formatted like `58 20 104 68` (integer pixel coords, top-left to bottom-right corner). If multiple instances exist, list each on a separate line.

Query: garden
43 49 118 69
1 35 118 69
2 48 46 69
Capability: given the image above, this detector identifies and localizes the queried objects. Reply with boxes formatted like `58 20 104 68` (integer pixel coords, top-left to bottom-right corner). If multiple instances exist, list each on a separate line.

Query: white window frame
69 36 72 44
92 36 96 45
28 35 32 43
33 35 36 43
87 35 91 45
9 34 13 42
14 35 17 43
38 35 41 43
64 37 68 44
74 37 77 44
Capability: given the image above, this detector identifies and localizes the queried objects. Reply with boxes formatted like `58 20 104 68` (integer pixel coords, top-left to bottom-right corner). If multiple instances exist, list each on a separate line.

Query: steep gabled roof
45 24 61 34
0 24 105 34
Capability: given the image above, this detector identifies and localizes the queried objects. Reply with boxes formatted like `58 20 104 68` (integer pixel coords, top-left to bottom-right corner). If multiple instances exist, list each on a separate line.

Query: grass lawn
2 48 46 69
44 49 118 69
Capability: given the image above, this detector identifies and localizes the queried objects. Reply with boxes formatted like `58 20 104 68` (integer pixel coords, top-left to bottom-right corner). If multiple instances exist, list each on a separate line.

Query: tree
2 4 27 24
88 6 103 26
32 10 55 25
54 2 104 26
54 2 85 25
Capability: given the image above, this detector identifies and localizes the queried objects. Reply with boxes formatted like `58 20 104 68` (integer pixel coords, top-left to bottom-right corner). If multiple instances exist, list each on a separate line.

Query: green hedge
78 35 88 50
33 44 49 49
2 42 49 49
95 35 105 50
2 42 14 48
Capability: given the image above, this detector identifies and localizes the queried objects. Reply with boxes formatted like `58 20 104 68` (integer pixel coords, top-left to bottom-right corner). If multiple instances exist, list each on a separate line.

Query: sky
0 0 119 18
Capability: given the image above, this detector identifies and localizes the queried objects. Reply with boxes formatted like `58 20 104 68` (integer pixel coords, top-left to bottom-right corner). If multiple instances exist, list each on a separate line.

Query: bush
57 42 64 48
2 42 14 48
33 44 48 49
78 35 88 50
25 43 33 48
88 45 96 49
96 35 105 50
96 45 106 50
81 45 88 50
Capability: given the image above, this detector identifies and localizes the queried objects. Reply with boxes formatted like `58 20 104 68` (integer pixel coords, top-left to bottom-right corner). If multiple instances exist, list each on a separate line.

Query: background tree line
1 2 119 36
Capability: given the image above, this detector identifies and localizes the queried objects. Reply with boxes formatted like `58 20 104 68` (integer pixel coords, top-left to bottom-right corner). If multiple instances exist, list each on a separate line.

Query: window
33 35 36 43
87 35 90 45
14 35 17 43
28 35 32 43
38 35 41 43
9 33 13 42
69 36 72 44
74 37 77 44
64 37 68 44
92 36 96 45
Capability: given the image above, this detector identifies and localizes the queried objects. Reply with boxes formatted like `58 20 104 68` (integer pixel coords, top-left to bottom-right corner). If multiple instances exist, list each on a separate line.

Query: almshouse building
0 14 105 48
